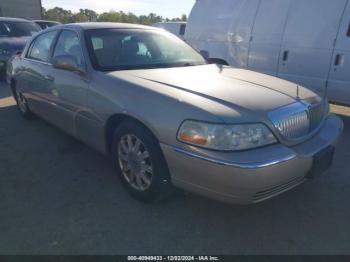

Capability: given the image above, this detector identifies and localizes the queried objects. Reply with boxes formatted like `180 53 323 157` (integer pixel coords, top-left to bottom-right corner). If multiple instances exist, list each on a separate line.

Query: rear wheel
0 73 5 81
14 88 33 119
112 120 173 202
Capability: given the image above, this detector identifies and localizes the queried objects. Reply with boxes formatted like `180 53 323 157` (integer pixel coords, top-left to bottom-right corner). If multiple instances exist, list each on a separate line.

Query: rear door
185 0 260 67
45 29 89 135
247 0 291 76
277 0 347 95
20 30 58 115
327 1 350 105
227 0 260 67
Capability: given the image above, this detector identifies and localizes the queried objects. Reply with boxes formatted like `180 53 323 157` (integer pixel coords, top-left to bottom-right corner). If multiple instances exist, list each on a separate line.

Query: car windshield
85 28 207 71
0 21 40 37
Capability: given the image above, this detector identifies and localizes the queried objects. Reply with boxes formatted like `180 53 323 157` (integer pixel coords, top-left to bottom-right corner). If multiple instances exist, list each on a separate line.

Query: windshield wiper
182 62 196 67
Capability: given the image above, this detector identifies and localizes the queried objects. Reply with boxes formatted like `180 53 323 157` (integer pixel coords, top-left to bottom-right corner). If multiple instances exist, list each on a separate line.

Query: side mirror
206 58 228 65
199 50 229 65
52 55 83 74
200 50 210 60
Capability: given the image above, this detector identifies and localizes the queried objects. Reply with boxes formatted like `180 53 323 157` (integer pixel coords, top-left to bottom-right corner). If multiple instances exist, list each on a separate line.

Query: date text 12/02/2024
127 256 220 261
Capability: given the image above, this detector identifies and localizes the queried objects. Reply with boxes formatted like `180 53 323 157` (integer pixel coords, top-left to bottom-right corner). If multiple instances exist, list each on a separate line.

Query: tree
97 11 122 22
43 7 73 24
42 7 186 25
79 9 98 22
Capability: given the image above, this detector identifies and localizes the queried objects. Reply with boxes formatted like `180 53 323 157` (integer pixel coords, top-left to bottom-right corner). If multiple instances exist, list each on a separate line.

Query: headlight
177 120 277 151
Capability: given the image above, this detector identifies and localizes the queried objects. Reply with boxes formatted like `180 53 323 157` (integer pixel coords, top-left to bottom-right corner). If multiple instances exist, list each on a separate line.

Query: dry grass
331 104 350 117
0 96 15 108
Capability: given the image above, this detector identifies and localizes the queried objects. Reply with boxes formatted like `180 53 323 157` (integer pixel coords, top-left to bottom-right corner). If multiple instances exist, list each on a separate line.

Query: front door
277 0 347 96
327 1 350 105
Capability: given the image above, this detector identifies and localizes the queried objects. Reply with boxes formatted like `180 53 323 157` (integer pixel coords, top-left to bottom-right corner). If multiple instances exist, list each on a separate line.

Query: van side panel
227 0 260 67
185 0 259 67
277 0 348 95
327 1 350 105
247 0 291 76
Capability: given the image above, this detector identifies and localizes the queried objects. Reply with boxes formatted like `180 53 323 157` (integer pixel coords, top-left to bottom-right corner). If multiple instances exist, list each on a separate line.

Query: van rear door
185 0 259 67
277 0 347 95
327 1 350 105
248 0 291 76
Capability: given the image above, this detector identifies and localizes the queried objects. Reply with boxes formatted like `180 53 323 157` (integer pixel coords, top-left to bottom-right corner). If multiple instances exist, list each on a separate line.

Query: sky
42 0 196 18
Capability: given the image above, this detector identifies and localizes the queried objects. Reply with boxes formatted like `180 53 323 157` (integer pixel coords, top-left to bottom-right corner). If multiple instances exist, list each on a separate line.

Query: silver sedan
7 23 344 204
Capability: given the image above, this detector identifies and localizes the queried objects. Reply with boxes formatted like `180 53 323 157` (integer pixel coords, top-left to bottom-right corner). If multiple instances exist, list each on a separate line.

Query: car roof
53 22 156 31
34 20 61 24
155 22 187 25
0 17 33 22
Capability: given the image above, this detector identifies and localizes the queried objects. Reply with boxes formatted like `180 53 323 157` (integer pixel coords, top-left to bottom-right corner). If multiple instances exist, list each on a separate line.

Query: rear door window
27 31 58 62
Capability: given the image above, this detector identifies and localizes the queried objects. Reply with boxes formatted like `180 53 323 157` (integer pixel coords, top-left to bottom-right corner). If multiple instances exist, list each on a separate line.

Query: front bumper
161 114 343 204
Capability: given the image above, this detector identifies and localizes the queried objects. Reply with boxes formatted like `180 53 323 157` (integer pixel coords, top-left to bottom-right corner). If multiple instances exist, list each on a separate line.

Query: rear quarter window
92 37 104 50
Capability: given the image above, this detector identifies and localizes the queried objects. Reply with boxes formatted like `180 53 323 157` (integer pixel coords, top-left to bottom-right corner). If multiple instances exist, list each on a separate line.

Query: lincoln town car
7 23 344 204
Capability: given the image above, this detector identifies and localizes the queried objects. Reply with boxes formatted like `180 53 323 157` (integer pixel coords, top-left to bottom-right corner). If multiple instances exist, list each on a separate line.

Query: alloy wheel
117 134 154 191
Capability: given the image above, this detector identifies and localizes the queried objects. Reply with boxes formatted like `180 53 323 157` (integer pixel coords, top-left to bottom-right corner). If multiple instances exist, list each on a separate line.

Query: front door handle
334 54 344 66
282 50 289 62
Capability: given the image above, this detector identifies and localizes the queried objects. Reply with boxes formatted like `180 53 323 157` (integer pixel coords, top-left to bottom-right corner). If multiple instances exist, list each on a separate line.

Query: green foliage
43 7 73 23
42 7 187 25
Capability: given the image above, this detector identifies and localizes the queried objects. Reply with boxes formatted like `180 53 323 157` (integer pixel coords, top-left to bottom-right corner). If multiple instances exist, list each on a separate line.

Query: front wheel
112 120 173 203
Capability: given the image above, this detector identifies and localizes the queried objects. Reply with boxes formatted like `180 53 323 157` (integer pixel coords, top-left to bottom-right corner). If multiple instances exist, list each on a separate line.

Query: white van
153 22 187 39
185 0 350 105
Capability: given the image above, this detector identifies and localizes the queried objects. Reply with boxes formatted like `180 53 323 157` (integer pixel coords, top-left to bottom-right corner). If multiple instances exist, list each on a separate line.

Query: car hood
112 64 319 113
0 37 30 53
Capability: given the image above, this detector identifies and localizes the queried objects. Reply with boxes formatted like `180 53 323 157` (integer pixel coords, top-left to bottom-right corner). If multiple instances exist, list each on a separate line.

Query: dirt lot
0 81 349 255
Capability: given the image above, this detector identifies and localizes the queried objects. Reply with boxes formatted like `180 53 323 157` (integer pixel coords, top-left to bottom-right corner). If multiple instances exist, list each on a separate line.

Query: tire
112 120 173 203
14 87 34 119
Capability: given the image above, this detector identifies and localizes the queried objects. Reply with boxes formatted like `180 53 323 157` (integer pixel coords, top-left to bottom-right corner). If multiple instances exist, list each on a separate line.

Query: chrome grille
269 101 325 141
274 110 310 139
309 102 325 131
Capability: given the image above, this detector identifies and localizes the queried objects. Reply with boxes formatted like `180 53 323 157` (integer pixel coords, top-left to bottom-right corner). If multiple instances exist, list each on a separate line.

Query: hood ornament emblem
296 85 300 100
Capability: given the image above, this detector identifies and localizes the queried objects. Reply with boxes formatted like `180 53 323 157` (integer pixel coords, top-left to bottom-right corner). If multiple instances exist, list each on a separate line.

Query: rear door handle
44 75 54 82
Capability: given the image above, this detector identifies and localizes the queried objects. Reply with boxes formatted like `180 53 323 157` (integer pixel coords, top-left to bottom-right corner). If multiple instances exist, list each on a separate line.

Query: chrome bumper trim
171 146 297 169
